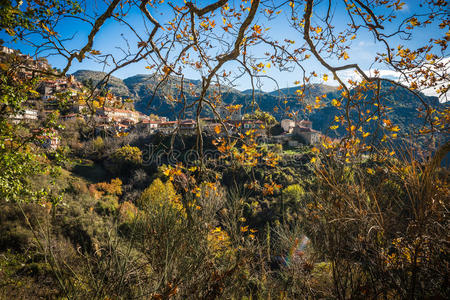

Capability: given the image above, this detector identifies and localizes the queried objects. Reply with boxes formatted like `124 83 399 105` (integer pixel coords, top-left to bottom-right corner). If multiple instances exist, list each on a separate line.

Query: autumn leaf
162 65 171 75
253 25 262 34
240 226 248 232
214 125 221 134
331 99 341 107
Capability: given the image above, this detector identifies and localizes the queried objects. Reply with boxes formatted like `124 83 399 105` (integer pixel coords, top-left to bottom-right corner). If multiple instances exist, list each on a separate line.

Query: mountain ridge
72 70 445 136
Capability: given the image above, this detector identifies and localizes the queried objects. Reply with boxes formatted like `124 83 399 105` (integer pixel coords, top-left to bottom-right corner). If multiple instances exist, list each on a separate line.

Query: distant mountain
122 74 244 119
72 69 446 139
242 89 265 95
268 84 337 98
72 70 131 98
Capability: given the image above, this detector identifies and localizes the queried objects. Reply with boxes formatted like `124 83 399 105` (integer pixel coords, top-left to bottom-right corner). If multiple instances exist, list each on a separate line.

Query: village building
281 119 295 133
273 119 321 145
32 128 60 150
292 125 320 145
158 121 177 134
95 107 141 124
61 113 80 121
179 119 196 132
0 46 15 55
10 109 38 122
137 119 160 133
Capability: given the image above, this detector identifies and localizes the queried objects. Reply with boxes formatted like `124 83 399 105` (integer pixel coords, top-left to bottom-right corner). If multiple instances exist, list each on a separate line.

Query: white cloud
331 57 449 102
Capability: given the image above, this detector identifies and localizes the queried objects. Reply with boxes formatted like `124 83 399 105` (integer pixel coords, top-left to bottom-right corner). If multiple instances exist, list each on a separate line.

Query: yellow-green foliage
283 184 304 202
118 201 138 223
207 226 235 260
93 136 104 152
112 144 142 166
138 178 182 213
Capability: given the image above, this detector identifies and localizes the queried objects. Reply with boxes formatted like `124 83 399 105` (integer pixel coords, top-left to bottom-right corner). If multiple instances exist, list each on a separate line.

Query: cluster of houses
1 46 53 77
2 46 152 148
136 117 266 136
2 46 324 150
275 119 321 146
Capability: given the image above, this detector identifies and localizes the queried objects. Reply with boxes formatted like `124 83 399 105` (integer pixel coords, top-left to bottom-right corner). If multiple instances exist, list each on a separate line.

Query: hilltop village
2 46 324 149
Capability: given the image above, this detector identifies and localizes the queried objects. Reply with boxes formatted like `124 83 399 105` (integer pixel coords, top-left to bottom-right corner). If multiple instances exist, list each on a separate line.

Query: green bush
95 195 119 216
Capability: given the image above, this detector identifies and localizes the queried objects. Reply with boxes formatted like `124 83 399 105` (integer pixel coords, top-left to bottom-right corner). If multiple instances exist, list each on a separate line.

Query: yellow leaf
331 99 341 107
0 63 8 71
162 65 171 75
214 125 222 134
323 74 328 82
310 157 317 163
330 125 339 130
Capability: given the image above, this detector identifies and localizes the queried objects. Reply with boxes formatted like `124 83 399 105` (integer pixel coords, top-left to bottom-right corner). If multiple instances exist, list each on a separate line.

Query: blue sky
1 0 448 97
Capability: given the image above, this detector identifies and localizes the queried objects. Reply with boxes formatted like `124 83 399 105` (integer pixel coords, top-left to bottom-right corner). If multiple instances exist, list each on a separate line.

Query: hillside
72 70 131 98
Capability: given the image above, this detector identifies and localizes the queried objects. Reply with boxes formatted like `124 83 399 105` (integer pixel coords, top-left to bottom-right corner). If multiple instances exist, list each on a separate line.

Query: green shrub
95 195 119 216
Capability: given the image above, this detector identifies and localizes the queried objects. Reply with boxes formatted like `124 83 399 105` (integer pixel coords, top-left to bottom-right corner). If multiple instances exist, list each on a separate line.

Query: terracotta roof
180 119 196 124
141 120 160 124
62 113 77 118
